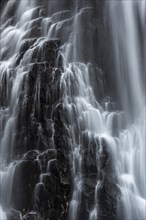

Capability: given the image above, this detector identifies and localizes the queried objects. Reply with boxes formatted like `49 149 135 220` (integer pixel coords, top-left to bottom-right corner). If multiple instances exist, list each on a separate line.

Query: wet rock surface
6 39 72 219
97 138 120 220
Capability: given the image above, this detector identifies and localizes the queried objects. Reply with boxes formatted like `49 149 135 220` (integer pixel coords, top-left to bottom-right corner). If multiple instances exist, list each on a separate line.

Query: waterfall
107 0 145 120
107 1 146 219
0 0 145 219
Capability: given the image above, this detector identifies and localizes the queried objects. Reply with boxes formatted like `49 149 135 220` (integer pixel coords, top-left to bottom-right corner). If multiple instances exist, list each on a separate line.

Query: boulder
12 159 41 212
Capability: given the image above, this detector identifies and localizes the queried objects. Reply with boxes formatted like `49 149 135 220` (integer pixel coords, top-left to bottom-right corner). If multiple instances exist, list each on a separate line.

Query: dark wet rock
56 149 72 186
27 25 42 39
20 39 37 54
98 138 116 180
35 182 50 216
83 175 97 192
43 174 58 193
16 38 37 65
15 39 62 154
101 96 116 111
52 103 72 189
12 160 41 212
35 173 62 219
48 159 58 175
81 132 98 176
0 68 13 107
23 150 39 161
38 149 57 172
47 209 61 220
82 148 97 176
56 53 64 69
79 175 98 220
97 138 121 220
6 209 22 220
97 179 120 220
26 39 60 63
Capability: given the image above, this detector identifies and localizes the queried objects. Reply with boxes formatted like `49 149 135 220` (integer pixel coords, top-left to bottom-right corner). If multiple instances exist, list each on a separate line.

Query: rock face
97 138 120 220
7 40 72 219
16 40 61 154
0 26 72 217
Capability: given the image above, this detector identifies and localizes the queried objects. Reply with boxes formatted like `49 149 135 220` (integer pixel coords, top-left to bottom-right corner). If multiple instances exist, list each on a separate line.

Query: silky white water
107 1 146 219
0 0 145 219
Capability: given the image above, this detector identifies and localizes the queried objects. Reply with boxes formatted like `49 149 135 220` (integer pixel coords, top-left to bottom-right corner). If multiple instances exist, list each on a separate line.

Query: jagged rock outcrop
7 40 72 219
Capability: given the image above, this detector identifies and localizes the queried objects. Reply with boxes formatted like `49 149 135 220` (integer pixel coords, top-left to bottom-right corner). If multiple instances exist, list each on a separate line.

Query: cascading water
107 1 146 219
0 0 145 220
107 0 145 120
